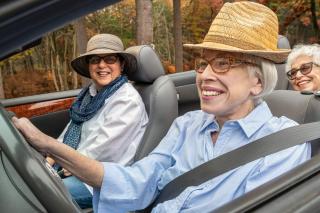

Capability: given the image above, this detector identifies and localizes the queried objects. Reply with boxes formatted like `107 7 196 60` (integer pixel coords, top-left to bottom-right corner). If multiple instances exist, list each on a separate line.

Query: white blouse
58 82 149 166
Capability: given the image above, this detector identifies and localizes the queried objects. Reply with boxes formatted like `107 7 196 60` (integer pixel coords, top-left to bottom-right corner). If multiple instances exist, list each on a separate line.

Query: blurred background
1 0 319 99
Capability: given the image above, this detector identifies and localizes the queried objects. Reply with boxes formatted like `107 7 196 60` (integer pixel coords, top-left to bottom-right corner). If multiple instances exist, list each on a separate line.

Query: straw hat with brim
184 1 290 64
71 34 134 78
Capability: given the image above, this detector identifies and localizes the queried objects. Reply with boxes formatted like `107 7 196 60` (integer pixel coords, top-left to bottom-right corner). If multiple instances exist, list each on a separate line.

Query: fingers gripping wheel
0 106 80 212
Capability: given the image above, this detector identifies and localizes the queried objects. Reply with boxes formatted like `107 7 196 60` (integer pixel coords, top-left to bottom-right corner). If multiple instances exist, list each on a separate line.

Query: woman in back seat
13 2 310 212
286 44 320 92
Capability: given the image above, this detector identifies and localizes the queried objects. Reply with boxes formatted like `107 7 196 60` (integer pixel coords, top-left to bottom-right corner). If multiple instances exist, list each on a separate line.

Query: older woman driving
286 44 320 92
13 2 310 212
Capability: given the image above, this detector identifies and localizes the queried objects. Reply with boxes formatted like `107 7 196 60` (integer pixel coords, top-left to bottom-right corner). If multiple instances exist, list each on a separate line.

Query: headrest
126 45 165 83
275 35 291 90
277 35 291 50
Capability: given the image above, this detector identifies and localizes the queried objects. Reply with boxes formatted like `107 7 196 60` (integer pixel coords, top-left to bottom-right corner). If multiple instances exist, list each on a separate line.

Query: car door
2 89 80 138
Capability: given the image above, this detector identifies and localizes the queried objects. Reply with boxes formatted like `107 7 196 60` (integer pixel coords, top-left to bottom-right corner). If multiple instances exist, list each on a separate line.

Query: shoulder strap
152 121 320 207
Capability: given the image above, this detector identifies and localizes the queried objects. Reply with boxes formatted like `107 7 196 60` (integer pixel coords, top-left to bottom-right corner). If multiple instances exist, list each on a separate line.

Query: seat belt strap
153 121 320 206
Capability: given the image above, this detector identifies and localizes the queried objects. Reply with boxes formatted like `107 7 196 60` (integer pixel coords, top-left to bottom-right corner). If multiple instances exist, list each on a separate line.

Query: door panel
5 98 74 118
30 110 70 138
1 89 80 138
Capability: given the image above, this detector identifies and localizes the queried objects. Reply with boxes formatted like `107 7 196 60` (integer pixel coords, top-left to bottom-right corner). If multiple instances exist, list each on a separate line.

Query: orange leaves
209 0 224 12
300 16 311 26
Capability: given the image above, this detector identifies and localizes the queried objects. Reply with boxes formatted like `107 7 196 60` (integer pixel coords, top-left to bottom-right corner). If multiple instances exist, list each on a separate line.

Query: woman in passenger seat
286 44 320 92
13 2 310 212
47 33 148 209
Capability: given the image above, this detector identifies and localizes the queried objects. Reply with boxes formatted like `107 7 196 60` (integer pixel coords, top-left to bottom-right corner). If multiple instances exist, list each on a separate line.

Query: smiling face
196 50 262 125
289 55 320 92
88 54 122 91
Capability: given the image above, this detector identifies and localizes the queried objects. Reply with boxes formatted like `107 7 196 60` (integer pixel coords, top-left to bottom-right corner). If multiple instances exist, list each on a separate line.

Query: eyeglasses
194 57 256 73
87 55 118 65
286 62 320 80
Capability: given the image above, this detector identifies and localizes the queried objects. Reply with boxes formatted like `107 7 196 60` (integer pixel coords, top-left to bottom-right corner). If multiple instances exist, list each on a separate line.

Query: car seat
264 90 320 156
275 35 292 90
126 45 179 161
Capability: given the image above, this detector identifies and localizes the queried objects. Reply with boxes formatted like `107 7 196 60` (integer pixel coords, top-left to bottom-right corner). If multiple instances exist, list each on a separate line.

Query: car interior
1 0 320 212
2 34 320 212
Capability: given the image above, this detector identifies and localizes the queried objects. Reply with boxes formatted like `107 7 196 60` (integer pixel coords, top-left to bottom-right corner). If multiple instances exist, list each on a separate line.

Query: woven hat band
204 35 267 51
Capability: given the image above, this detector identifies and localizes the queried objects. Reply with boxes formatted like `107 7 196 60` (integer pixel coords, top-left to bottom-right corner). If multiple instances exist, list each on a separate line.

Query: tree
173 0 183 72
268 0 319 44
135 0 153 44
310 0 319 41
73 17 90 88
0 66 4 98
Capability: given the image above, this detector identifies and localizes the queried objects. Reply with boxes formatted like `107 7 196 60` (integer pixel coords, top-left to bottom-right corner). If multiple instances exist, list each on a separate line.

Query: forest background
0 0 319 99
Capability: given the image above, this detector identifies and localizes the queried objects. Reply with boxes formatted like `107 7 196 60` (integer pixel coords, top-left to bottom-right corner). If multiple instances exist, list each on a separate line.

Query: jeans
63 176 93 209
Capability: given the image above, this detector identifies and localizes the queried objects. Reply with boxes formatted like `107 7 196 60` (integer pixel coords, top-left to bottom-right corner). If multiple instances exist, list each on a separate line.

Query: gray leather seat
126 45 178 161
275 35 291 90
265 90 320 156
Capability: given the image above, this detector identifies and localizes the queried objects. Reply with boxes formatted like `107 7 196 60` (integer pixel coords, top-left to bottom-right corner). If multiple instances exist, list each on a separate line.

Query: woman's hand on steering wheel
12 116 52 154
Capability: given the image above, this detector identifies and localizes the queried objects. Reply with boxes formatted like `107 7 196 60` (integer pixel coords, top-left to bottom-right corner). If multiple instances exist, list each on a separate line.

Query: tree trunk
310 0 319 41
49 35 60 91
72 32 79 89
9 60 15 76
163 9 172 63
173 0 183 72
73 17 90 87
56 54 64 91
135 0 153 45
24 52 34 72
0 66 4 99
41 36 50 72
280 2 308 35
50 53 59 91
63 37 69 90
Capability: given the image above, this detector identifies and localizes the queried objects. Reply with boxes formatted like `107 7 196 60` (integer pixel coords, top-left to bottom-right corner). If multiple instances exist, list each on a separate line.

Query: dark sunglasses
87 55 118 65
286 62 320 80
194 57 256 73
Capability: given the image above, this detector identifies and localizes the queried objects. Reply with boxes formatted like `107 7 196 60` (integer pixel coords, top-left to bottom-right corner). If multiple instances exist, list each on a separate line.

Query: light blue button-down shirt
93 102 311 212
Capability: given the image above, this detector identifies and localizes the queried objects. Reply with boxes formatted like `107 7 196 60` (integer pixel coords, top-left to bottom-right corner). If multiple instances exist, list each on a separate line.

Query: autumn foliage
1 0 319 99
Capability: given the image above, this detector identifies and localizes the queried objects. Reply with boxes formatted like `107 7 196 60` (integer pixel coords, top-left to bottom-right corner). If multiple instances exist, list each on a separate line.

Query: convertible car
1 0 320 212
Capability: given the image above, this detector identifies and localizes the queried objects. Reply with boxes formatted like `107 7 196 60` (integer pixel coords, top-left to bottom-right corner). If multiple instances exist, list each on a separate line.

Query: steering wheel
0 106 80 212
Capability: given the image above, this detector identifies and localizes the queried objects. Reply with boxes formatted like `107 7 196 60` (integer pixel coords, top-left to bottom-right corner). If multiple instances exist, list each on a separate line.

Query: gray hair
246 58 278 105
286 44 320 73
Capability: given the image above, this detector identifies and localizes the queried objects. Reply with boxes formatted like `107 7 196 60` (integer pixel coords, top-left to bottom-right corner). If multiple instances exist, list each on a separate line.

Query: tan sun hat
184 1 290 63
71 33 134 78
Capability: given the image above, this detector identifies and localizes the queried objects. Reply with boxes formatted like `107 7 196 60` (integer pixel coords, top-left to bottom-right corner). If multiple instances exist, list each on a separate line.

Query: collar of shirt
236 102 273 137
199 102 272 138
